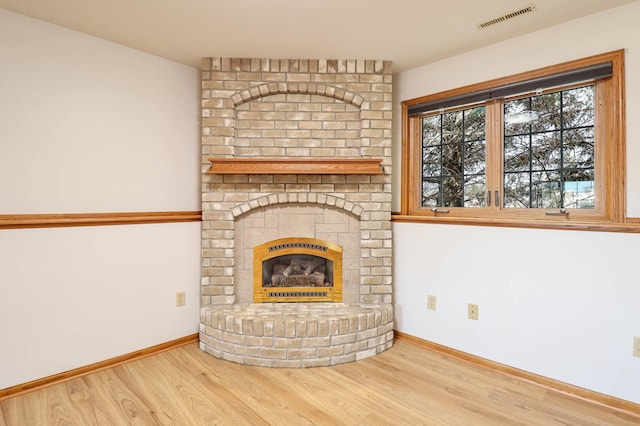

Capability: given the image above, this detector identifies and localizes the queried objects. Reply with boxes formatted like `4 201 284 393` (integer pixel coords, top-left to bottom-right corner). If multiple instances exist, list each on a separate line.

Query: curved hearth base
199 303 394 368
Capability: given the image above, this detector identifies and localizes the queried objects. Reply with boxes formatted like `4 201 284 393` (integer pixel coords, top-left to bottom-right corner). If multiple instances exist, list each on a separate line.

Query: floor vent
478 5 536 29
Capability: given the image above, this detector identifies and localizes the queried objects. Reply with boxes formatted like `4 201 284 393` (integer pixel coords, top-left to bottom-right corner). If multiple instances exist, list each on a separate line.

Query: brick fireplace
199 58 393 367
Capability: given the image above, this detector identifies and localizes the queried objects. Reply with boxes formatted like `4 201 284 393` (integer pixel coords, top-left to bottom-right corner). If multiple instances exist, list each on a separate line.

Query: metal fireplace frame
253 237 343 303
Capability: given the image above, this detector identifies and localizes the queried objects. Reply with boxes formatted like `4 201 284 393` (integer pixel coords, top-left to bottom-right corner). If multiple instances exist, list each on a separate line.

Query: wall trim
0 333 199 401
0 211 202 230
392 213 640 234
394 331 640 417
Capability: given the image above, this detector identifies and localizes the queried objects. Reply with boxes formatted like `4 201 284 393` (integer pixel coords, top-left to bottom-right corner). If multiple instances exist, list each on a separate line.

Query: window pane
442 143 463 176
531 92 561 133
532 171 562 208
504 172 531 208
563 86 594 128
442 176 463 207
504 99 530 136
464 140 485 175
441 111 463 145
563 170 595 209
504 135 530 172
422 178 440 207
464 107 485 140
422 146 441 175
503 85 595 209
563 128 594 169
464 175 486 207
531 132 561 171
422 116 441 146
421 107 486 208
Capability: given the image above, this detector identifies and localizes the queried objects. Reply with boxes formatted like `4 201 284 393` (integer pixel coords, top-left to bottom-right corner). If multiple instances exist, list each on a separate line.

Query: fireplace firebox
253 237 342 303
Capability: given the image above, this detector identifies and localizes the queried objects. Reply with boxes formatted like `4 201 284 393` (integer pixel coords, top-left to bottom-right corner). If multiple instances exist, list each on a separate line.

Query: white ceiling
0 0 636 71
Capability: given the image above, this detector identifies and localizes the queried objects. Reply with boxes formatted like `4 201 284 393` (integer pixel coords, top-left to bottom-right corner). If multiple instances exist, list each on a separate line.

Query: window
503 85 596 210
400 50 625 229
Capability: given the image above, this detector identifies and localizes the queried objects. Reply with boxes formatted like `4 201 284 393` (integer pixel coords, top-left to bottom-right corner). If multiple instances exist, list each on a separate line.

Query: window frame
400 50 626 230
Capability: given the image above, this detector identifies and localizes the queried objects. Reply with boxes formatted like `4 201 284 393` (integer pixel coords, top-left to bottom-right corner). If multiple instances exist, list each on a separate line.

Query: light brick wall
201 58 392 307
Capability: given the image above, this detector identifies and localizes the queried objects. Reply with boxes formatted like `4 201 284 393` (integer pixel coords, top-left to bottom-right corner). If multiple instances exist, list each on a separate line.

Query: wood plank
207 157 384 174
0 334 198 400
396 331 640 418
2 339 638 425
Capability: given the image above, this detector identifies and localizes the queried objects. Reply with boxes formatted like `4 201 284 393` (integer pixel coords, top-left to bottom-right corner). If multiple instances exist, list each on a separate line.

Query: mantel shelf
207 157 384 175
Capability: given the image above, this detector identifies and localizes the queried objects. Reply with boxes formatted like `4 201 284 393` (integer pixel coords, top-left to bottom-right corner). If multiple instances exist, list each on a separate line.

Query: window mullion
484 101 503 211
408 115 422 214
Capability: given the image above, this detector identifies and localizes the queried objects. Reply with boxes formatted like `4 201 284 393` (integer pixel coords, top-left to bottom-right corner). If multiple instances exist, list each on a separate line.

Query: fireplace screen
253 237 342 303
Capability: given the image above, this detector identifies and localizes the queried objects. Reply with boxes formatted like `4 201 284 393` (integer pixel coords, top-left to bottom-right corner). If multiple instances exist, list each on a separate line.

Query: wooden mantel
207 157 384 175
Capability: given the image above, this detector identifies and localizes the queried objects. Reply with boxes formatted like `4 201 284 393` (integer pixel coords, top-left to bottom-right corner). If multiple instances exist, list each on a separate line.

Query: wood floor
1 339 638 425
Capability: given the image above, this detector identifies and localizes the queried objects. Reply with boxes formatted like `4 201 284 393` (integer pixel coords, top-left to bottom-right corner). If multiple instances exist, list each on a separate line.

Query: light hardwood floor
1 339 638 425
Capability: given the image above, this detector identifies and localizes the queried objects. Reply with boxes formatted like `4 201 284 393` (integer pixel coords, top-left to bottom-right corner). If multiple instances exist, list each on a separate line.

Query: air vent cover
478 5 536 29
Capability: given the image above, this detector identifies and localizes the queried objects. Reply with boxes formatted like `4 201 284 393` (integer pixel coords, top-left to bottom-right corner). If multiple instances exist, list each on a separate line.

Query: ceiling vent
477 5 536 29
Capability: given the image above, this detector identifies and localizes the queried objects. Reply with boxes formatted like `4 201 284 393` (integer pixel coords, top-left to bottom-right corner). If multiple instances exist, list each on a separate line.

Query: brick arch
230 193 364 219
230 83 364 108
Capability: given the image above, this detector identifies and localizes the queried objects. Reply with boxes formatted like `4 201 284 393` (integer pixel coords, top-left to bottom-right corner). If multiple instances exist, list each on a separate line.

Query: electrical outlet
427 295 436 311
468 303 478 320
176 292 186 307
634 336 640 358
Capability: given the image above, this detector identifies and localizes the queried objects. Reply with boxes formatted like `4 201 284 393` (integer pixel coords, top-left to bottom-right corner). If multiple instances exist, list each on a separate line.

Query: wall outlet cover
427 295 436 311
468 303 478 320
176 292 186 307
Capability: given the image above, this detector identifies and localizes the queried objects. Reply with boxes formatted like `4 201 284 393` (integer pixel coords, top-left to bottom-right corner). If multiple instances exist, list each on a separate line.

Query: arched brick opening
231 83 364 108
230 193 364 219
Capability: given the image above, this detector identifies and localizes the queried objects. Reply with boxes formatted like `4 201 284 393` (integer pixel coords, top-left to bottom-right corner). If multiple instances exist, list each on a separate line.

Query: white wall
0 224 201 389
393 2 640 403
0 10 200 214
0 10 201 389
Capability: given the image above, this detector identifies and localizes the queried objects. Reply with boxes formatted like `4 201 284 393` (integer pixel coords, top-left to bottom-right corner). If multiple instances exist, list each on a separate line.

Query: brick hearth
200 303 393 367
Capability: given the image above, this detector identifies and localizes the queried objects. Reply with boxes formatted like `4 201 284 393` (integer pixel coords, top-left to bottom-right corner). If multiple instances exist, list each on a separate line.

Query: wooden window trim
400 49 627 232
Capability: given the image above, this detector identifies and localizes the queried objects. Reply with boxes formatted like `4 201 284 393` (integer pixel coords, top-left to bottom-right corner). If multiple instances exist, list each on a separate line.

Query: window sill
391 213 640 234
